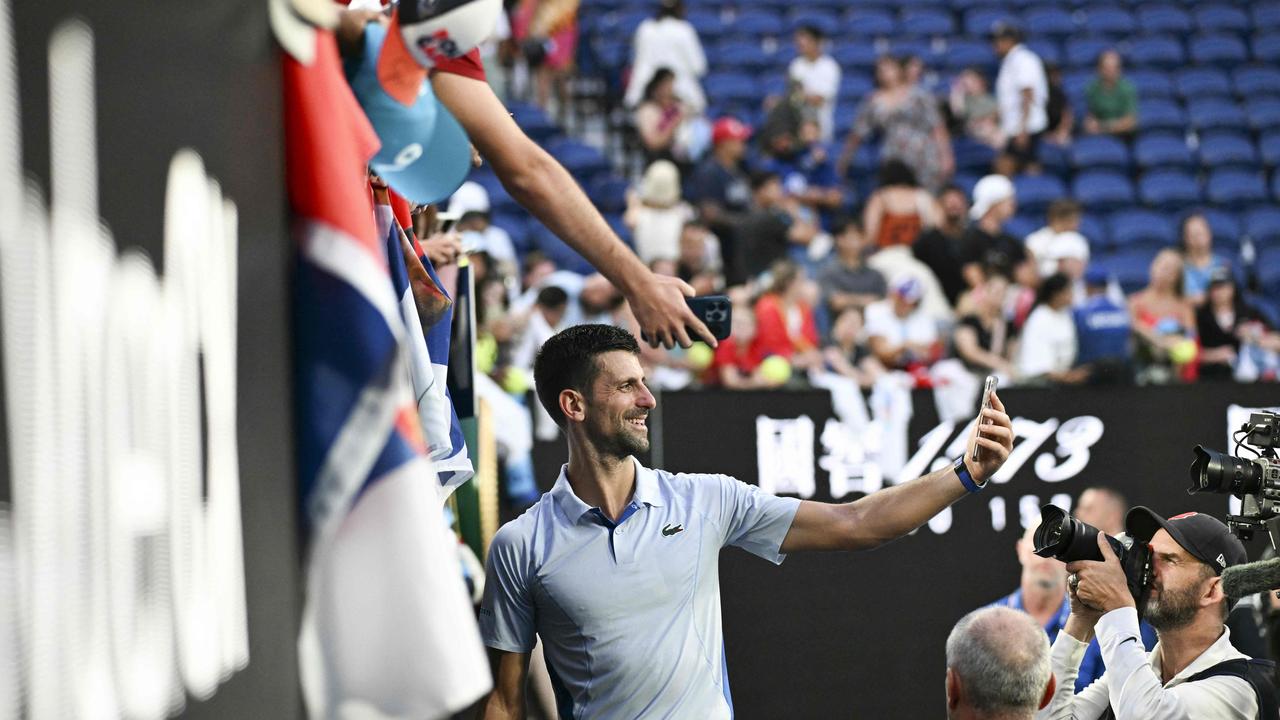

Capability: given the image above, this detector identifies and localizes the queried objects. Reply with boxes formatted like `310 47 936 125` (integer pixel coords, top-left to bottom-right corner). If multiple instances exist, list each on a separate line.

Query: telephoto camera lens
1189 445 1263 497
1033 505 1107 562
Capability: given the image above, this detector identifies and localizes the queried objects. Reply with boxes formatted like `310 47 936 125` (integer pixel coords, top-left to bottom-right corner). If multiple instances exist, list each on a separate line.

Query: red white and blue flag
286 30 489 719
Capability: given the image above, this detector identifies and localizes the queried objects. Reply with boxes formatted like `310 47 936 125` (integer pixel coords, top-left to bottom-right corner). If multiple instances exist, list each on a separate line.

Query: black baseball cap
1126 507 1247 576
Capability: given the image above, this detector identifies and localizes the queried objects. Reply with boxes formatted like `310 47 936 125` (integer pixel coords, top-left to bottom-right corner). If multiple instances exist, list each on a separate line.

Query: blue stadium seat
839 75 874 103
1194 5 1252 35
1255 34 1280 63
709 41 770 72
761 75 790 98
1025 38 1063 65
731 9 784 37
888 38 935 64
832 43 879 71
1175 67 1232 99
1081 6 1136 36
953 137 997 174
1037 141 1070 176
952 172 980 198
834 102 859 139
1014 174 1068 213
685 9 724 39
1233 67 1280 98
1079 214 1109 249
944 40 996 70
842 9 897 37
491 213 532 254
1255 3 1280 31
1005 214 1039 241
1198 133 1259 170
1207 170 1269 208
1065 37 1115 67
530 223 597 274
1273 169 1280 202
1139 169 1204 208
511 104 561 144
1245 208 1280 245
788 10 839 36
1189 35 1250 67
1062 69 1095 104
1127 35 1185 69
1097 248 1159 293
1070 135 1131 170
1110 209 1178 249
901 8 955 35
1188 99 1246 133
964 8 1018 37
1137 99 1188 132
1259 248 1280 296
1198 208 1244 252
545 140 611 185
1023 6 1077 37
587 176 630 215
1137 5 1193 35
1127 69 1175 99
1247 100 1280 133
1135 133 1195 169
703 72 761 107
1073 171 1135 211
1261 131 1280 166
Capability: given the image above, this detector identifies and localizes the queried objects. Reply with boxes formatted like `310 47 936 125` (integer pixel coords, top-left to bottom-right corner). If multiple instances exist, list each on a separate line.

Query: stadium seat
1135 134 1194 170
1065 37 1115 67
1005 214 1039 241
888 38 935 63
1207 170 1269 208
1261 132 1280 166
842 9 897 37
511 104 561 144
1198 208 1244 252
1194 5 1252 35
1259 248 1280 296
1274 169 1280 201
839 75 874 103
944 40 996 70
964 8 1018 37
1198 133 1259 170
1062 69 1094 103
731 9 784 37
1081 6 1136 36
1109 209 1178 249
703 72 761 107
1025 38 1063 66
685 9 724 40
1079 214 1109 249
1014 174 1068 214
1127 69 1175 99
901 8 955 35
1255 3 1280 31
1097 248 1159 293
834 103 859 139
951 137 996 174
1175 67 1232 99
1136 5 1193 35
529 223 596 274
1036 141 1070 176
587 176 630 215
1253 33 1280 63
761 75 790 98
1188 99 1247 133
1072 171 1135 211
709 41 770 72
545 140 611 185
1070 135 1131 170
1233 67 1280 98
1139 169 1204 208
1023 6 1077 37
1247 99 1280 133
952 172 980 197
788 10 839 36
1245 207 1280 245
1127 35 1186 69
831 43 879 71
1189 35 1250 67
1137 99 1188 132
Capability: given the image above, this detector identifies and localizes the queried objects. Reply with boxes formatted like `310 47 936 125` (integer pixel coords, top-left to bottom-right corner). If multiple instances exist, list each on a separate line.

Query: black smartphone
641 295 732 344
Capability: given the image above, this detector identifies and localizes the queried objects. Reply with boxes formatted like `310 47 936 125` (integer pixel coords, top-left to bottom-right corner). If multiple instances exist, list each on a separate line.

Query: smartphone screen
972 375 999 462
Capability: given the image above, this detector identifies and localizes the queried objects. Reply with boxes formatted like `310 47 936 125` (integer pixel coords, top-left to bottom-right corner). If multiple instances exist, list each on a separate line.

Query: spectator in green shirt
1083 50 1138 137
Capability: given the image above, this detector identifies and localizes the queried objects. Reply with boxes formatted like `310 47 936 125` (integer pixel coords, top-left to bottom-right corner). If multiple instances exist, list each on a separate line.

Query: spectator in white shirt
945 606 1054 720
626 0 707 112
787 24 840 143
991 22 1047 175
1024 199 1083 278
1042 508 1262 720
864 275 940 369
1016 273 1087 383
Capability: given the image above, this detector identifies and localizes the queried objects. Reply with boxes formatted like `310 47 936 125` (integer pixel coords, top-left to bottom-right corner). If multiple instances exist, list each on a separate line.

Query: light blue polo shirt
479 458 802 720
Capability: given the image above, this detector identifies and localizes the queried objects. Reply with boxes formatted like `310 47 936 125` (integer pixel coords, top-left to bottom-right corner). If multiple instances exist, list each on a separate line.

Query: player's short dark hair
535 285 569 310
534 324 640 429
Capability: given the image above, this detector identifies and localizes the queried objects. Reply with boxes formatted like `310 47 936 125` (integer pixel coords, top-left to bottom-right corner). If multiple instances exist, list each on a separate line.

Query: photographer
1040 509 1274 719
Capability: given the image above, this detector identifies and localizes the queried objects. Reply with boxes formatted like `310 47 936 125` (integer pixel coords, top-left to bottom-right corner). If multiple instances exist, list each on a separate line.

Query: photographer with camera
1039 508 1276 719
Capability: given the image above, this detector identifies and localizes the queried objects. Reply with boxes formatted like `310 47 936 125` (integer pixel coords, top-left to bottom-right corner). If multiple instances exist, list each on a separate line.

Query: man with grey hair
946 606 1055 719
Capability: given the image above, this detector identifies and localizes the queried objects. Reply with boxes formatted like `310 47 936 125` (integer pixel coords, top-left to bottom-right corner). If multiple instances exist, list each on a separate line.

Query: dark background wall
6 2 298 717
534 381 1280 718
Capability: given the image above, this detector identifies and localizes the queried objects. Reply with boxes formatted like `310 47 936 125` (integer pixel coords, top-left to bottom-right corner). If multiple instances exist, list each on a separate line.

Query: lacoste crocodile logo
662 524 684 537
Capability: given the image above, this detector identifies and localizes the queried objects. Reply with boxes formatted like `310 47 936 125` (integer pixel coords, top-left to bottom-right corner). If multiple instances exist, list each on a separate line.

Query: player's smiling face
583 351 655 458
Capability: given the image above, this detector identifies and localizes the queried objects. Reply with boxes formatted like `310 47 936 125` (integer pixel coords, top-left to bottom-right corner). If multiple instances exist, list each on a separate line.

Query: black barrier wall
5 1 296 717
531 381 1280 718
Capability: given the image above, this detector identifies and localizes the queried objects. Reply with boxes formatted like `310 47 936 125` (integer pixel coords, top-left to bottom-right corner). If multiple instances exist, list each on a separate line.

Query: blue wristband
954 456 984 493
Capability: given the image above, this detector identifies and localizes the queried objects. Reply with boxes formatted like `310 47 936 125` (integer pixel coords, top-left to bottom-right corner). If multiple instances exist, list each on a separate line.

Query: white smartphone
972 375 999 462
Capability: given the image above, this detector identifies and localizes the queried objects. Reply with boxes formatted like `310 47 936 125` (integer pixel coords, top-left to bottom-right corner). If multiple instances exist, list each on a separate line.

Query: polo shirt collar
1153 626 1242 687
550 458 666 524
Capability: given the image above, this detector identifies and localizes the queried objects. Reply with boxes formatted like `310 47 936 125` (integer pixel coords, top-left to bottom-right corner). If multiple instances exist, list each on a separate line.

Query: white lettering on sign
818 418 883 500
755 416 816 499
0 13 249 719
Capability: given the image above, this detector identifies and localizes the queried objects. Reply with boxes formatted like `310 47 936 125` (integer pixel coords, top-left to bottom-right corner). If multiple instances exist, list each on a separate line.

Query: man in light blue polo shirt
477 324 1015 719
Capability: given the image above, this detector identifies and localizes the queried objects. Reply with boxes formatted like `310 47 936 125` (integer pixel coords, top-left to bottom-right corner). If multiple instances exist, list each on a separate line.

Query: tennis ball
687 342 714 371
759 355 792 385
502 366 531 396
476 334 498 375
1169 339 1197 365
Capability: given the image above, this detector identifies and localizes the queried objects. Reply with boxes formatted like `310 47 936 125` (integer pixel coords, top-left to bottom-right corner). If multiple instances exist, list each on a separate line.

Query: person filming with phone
1040 508 1277 719
477 325 1014 718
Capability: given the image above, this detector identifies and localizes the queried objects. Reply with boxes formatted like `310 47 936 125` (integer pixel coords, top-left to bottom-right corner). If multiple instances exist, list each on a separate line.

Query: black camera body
1190 410 1280 545
1033 505 1154 612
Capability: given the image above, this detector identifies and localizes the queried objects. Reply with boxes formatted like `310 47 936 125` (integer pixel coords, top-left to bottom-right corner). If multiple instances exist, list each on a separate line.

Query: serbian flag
384 192 474 493
286 31 489 719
